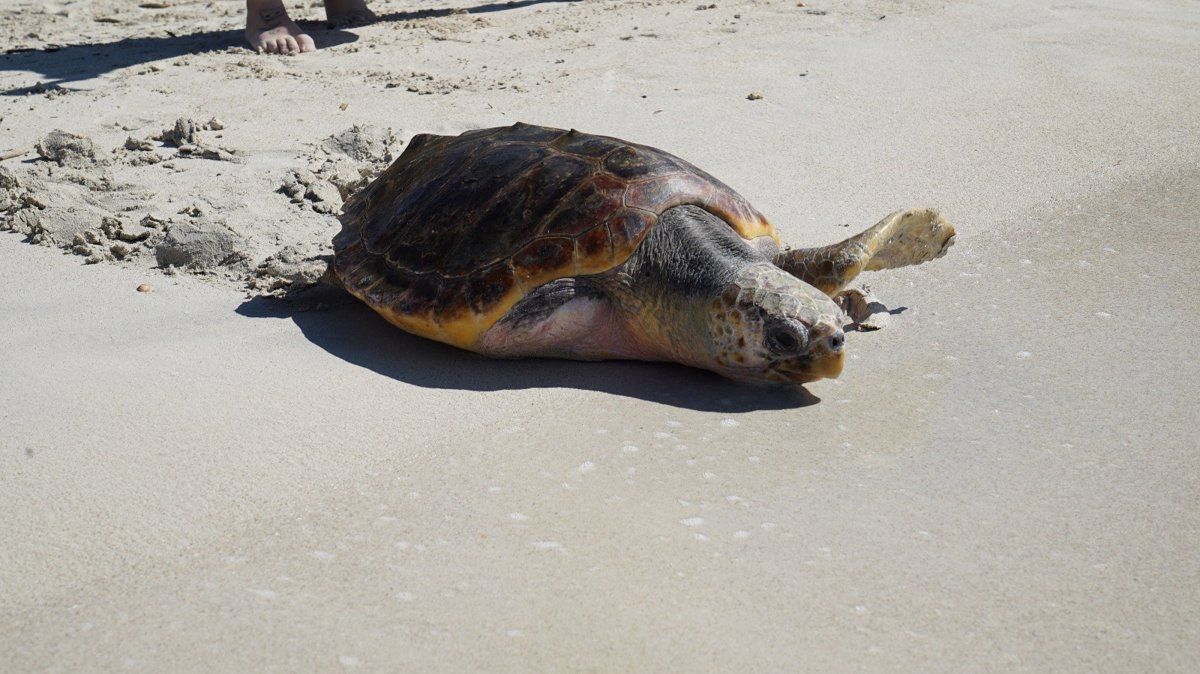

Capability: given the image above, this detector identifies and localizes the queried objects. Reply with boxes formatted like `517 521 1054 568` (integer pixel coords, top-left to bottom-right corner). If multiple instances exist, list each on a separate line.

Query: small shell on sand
746 91 764 100
136 283 154 293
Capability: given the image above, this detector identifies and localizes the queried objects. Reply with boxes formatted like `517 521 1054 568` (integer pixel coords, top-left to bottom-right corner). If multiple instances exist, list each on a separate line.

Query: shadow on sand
1 25 358 94
371 0 581 22
1 0 579 93
237 295 819 413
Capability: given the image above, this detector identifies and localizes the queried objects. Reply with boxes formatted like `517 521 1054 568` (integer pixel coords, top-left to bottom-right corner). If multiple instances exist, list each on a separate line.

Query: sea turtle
331 123 955 384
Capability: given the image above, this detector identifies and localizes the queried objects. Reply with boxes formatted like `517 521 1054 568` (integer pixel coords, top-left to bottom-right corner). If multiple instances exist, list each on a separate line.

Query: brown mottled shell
332 122 778 349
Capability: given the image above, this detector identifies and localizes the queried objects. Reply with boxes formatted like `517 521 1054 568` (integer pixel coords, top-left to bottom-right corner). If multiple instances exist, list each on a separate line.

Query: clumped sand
2 117 399 294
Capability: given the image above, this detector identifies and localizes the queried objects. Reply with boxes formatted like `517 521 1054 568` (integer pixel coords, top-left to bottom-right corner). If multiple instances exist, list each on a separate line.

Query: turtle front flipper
773 208 956 295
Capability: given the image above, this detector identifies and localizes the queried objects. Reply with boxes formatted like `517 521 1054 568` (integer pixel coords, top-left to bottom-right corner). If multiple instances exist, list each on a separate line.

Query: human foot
324 0 376 28
246 0 316 54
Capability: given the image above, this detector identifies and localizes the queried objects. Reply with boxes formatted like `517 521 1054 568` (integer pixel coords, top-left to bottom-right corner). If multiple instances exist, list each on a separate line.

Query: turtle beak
804 321 846 380
773 351 844 384
777 322 846 383
806 350 846 380
809 321 845 376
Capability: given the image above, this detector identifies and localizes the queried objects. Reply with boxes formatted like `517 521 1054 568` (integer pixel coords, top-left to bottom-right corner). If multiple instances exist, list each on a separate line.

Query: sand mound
321 124 400 163
155 217 250 271
1 123 402 295
35 130 100 167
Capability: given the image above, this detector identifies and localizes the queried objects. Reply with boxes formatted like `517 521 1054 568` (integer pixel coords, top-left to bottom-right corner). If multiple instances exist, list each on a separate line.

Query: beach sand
2 0 1198 670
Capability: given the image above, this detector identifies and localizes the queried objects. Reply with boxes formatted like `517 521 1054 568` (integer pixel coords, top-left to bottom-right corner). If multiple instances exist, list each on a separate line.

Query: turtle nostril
808 321 843 354
828 331 845 352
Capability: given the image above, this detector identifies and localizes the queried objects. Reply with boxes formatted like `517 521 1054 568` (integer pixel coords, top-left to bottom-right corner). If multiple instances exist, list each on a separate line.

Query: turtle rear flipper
774 208 956 295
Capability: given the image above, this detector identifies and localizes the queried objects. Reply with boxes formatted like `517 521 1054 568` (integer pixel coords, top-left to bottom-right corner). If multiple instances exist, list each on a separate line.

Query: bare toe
246 2 316 54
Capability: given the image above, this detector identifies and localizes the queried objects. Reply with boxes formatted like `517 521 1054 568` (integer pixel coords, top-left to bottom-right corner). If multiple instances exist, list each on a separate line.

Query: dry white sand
2 0 1199 671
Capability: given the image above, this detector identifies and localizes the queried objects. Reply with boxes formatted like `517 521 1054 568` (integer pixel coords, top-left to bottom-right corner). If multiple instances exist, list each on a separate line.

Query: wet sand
2 0 1199 671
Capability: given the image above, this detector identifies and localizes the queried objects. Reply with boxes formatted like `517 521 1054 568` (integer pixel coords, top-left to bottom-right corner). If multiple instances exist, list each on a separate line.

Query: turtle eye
764 319 808 355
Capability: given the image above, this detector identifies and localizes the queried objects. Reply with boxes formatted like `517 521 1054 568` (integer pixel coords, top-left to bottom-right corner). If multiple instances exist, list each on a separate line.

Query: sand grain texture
2 0 1199 671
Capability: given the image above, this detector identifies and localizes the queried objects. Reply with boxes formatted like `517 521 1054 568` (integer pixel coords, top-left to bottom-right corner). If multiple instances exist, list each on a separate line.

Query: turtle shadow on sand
236 296 819 413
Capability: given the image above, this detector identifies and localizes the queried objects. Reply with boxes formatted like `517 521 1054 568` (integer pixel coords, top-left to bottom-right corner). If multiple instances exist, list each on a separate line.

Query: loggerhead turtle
331 123 955 384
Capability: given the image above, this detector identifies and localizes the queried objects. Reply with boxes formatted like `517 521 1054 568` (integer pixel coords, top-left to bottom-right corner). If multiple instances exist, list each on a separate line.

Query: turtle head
705 264 846 385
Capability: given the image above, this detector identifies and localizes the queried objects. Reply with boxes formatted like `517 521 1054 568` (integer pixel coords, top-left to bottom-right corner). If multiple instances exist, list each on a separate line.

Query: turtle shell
332 122 778 349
